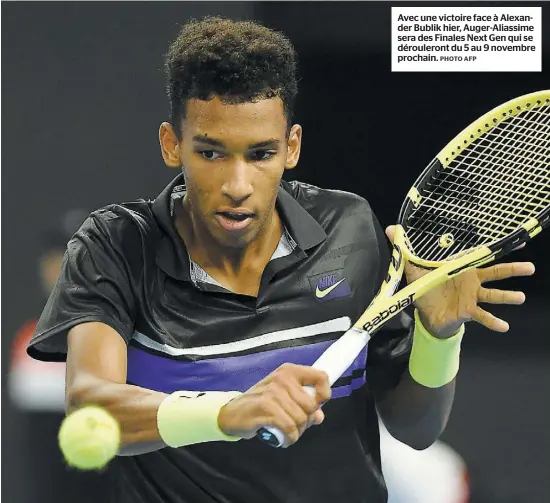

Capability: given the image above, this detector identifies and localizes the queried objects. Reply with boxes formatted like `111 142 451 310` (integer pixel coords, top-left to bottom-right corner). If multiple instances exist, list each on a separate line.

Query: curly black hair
164 17 298 137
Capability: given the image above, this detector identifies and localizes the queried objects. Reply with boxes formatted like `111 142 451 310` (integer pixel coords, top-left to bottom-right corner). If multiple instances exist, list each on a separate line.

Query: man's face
160 96 302 249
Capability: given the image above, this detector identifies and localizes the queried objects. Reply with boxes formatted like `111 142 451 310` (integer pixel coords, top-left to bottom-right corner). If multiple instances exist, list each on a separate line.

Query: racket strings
419 123 549 261
422 154 549 217
435 106 549 218
423 162 549 211
410 118 549 261
463 106 550 209
451 106 550 245
405 103 550 261
413 108 550 260
440 105 547 201
407 122 549 259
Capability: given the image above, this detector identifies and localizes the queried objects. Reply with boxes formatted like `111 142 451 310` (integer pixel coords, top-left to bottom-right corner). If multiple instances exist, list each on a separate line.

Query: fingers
479 262 535 284
309 409 325 426
477 287 526 305
260 398 303 446
310 378 332 406
285 384 319 417
258 364 331 447
470 260 534 331
277 363 332 406
385 225 396 243
268 388 311 445
471 306 509 332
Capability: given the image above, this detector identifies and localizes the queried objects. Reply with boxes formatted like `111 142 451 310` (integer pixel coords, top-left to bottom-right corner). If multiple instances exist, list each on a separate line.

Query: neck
175 198 283 279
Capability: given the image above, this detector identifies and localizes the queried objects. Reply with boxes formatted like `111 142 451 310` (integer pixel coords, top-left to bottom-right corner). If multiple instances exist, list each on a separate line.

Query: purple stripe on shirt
332 375 366 399
127 339 367 396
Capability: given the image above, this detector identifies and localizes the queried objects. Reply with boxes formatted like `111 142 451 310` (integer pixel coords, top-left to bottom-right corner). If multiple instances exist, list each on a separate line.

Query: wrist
217 395 242 436
157 390 242 448
416 310 463 339
409 309 465 388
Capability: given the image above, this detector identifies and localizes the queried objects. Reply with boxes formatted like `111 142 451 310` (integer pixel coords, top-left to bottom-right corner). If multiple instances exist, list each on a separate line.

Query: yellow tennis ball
58 406 121 470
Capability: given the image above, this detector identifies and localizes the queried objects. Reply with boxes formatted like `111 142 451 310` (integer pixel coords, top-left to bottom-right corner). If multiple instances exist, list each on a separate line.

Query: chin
208 224 253 248
209 215 265 250
217 233 255 249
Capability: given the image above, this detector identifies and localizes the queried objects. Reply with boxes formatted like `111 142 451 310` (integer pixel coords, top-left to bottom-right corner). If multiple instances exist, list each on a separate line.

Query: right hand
217 363 332 447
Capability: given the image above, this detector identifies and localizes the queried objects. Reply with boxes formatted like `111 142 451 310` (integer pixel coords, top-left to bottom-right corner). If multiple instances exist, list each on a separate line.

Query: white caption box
392 7 542 72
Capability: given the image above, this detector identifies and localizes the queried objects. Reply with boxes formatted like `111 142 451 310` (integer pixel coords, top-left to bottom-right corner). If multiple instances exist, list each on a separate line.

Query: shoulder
68 200 161 275
75 200 159 249
283 179 379 232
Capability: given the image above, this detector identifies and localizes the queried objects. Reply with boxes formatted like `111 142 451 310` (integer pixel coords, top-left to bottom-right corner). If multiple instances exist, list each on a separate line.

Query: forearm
376 370 455 450
376 310 462 450
67 372 168 456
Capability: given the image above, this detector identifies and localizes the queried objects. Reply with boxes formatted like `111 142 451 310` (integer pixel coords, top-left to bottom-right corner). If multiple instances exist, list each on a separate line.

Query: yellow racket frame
356 90 550 334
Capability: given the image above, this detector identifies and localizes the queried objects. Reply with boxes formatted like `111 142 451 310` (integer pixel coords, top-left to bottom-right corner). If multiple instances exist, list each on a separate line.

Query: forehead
183 96 287 142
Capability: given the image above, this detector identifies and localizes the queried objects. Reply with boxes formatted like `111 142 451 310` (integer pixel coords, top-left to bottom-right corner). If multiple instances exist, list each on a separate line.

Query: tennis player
28 17 535 503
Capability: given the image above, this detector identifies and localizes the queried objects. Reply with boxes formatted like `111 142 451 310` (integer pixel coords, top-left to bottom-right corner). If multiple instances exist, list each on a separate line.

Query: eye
199 150 224 160
249 150 276 162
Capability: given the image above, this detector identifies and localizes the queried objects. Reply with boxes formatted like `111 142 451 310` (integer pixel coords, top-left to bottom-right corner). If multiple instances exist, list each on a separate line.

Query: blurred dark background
3 2 549 502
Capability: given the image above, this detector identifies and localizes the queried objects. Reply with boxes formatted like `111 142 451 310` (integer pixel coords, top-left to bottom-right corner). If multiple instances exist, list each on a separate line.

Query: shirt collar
152 174 327 281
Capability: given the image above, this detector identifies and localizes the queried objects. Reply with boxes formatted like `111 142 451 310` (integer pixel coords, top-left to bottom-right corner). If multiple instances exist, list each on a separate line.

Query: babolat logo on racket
309 269 352 302
362 294 414 331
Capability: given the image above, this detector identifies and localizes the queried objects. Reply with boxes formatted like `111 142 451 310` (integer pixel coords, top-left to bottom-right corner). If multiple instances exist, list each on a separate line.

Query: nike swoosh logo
316 278 346 298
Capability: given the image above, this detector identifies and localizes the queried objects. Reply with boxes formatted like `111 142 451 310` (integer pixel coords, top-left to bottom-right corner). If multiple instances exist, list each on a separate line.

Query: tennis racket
257 90 550 447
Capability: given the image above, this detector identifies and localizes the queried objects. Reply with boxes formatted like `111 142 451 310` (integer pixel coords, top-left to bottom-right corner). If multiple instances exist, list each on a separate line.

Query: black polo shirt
28 174 413 503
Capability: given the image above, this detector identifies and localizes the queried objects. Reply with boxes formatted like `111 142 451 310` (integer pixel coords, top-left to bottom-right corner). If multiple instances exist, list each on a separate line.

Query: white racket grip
257 327 371 447
311 327 372 385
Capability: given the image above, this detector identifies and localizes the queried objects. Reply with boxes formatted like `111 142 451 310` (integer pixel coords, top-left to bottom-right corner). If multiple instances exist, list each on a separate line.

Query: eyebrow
192 135 281 149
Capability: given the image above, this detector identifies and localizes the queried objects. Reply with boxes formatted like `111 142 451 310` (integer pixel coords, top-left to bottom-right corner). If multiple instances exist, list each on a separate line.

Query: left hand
385 226 536 339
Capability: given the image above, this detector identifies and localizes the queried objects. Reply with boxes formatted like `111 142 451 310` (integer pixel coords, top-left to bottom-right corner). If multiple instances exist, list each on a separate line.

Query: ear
159 122 181 168
285 124 302 170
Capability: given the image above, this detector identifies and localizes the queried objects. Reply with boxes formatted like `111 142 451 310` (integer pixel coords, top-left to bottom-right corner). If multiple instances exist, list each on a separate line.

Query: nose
221 160 254 204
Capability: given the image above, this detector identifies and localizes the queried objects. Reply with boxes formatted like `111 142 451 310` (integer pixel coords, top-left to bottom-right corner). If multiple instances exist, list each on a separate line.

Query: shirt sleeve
27 211 137 362
365 212 414 397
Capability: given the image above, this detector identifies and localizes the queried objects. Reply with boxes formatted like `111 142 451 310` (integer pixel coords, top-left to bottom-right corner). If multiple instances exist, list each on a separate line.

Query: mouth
215 211 256 232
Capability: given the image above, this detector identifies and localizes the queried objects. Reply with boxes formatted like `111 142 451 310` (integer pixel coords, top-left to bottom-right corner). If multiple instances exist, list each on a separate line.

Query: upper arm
66 322 128 407
67 322 128 384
